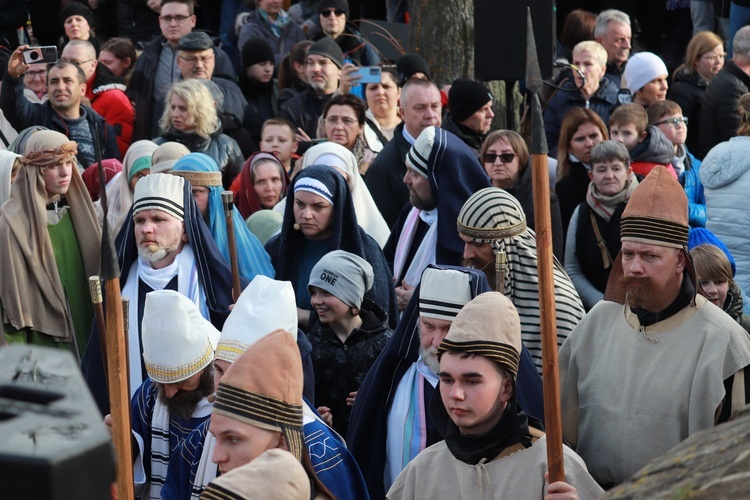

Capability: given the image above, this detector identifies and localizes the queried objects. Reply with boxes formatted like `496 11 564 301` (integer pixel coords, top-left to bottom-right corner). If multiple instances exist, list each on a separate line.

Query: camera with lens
22 46 58 65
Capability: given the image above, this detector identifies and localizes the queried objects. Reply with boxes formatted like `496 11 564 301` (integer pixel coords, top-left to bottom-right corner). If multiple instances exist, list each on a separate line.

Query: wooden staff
88 276 108 386
525 7 565 483
222 191 242 302
122 297 131 397
94 122 134 500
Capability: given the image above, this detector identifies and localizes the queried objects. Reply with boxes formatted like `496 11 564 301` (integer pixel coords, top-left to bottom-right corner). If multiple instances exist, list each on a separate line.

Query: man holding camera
0 45 120 169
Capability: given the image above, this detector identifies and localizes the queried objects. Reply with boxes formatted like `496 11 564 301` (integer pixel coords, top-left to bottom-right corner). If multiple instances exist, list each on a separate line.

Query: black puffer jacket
698 60 750 158
153 125 244 189
279 88 333 140
668 68 708 156
306 298 393 438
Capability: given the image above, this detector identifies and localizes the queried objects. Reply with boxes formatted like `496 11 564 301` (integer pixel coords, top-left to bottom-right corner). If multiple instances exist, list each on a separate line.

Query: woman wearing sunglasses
481 130 564 260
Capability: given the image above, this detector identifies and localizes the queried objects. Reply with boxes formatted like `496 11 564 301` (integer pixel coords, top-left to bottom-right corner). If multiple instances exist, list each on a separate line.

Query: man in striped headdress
457 187 586 373
558 166 750 487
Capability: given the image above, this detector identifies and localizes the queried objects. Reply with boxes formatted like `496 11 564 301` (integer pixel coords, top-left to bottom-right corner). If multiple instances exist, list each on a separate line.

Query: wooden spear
526 7 565 483
222 191 242 302
95 123 134 499
88 276 108 386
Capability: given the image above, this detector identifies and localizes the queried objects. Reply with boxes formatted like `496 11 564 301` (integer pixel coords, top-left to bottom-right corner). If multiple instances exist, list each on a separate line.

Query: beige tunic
559 296 750 485
386 436 603 499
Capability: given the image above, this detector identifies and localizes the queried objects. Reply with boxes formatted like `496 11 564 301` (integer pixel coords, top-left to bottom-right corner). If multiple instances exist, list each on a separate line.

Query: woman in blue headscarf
171 152 275 281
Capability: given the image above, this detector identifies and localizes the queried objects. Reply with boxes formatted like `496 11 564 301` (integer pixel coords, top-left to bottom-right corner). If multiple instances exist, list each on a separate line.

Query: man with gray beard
82 173 240 415
347 265 544 499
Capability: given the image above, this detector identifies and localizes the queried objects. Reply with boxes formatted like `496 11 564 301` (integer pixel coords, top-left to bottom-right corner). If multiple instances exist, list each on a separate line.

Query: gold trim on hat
214 339 250 363
438 339 520 377
144 340 214 383
171 170 223 187
214 383 304 429
457 219 527 241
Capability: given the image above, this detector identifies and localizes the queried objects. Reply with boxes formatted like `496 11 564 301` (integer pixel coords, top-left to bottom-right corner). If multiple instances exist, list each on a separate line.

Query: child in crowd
690 243 750 333
647 100 706 227
307 250 393 438
259 118 299 174
609 103 676 178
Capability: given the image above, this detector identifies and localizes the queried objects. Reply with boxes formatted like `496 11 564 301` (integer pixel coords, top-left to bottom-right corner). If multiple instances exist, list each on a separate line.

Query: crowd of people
1 1 750 499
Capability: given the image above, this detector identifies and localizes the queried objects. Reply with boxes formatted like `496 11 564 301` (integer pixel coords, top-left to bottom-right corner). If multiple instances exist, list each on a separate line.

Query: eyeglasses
160 15 191 23
25 70 47 79
60 57 94 66
325 116 358 126
701 53 726 63
178 54 214 64
482 152 516 163
321 8 346 17
655 117 688 127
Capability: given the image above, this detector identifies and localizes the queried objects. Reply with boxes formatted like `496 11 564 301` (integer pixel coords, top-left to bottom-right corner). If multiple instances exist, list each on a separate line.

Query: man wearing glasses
313 0 380 67
175 31 250 145
129 0 197 142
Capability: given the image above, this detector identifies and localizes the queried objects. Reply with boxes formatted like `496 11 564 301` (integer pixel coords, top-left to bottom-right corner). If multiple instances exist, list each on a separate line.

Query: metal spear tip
525 7 543 94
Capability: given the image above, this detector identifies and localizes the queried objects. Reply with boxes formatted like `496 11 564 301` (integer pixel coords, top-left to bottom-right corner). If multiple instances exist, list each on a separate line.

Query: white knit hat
141 290 220 384
622 52 668 93
133 173 185 221
215 276 298 363
418 267 473 321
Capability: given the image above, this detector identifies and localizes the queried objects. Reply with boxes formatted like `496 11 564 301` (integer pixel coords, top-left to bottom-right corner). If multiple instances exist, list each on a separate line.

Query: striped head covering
215 275 297 363
294 176 335 205
405 126 436 178
133 173 185 222
212 329 305 461
418 266 472 321
620 165 689 249
200 449 310 500
438 292 522 378
142 290 220 384
456 187 585 374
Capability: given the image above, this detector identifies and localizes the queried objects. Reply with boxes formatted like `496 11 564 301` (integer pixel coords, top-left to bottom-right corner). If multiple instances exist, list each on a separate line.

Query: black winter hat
242 39 275 68
308 37 344 69
318 0 350 17
448 79 493 123
396 53 430 86
60 3 95 29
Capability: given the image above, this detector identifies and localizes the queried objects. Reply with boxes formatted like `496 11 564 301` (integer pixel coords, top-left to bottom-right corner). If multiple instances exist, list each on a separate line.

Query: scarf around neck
585 173 638 222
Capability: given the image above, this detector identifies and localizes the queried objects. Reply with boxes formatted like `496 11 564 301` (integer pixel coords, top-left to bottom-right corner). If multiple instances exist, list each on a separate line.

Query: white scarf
393 207 438 288
191 430 218 500
122 244 208 395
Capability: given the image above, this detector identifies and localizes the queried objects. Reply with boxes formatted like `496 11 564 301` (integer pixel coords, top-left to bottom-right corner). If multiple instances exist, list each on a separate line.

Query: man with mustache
348 265 544 499
559 166 750 488
457 187 585 374
1 47 120 169
82 173 239 415
124 290 220 499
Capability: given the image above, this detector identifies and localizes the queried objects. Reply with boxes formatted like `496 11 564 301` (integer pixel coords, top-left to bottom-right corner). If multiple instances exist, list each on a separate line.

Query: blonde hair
573 41 608 66
160 79 219 139
679 31 723 76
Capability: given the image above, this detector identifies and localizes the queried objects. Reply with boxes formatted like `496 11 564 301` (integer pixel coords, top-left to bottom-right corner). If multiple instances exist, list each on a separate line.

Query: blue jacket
681 148 706 228
544 77 619 157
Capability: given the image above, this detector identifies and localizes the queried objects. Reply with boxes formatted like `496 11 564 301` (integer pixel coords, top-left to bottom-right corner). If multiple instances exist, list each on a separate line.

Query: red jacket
85 71 133 158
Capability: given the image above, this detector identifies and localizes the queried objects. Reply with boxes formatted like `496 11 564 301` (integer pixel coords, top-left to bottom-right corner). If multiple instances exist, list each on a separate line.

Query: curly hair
160 79 219 139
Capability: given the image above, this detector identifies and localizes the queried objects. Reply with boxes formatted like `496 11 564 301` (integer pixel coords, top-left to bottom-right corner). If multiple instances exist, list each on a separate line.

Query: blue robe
132 378 211 498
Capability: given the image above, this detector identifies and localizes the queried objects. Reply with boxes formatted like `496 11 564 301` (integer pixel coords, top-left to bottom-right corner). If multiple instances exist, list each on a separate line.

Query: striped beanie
418 267 472 321
405 126 437 178
438 292 522 378
457 187 527 249
142 290 220 384
212 330 305 461
133 173 185 221
620 165 688 249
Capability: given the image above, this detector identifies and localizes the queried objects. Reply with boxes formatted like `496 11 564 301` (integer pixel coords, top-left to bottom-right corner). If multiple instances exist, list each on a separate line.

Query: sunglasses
321 8 346 17
482 153 516 163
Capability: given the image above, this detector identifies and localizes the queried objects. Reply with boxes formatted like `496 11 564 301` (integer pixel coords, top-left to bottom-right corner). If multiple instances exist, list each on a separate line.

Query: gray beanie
308 250 374 308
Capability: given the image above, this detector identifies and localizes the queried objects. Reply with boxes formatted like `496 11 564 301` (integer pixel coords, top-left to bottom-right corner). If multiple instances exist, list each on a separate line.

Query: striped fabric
458 188 586 374
133 173 185 221
439 339 520 377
